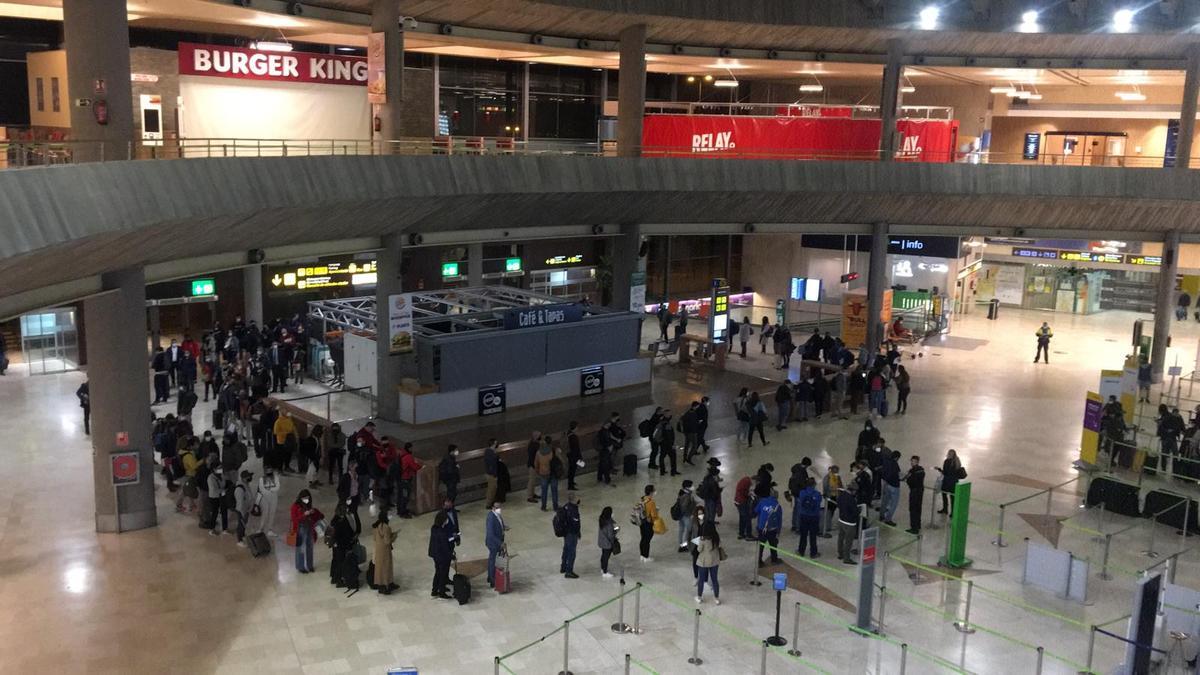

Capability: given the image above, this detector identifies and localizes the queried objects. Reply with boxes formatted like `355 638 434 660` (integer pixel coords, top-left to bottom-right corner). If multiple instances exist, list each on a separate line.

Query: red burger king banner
642 114 959 163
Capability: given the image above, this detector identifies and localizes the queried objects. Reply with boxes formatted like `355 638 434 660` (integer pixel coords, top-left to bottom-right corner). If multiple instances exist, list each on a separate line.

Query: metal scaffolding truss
307 286 615 339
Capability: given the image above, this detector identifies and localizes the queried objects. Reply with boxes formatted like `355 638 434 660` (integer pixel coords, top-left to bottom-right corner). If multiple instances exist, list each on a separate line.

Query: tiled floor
3 306 1200 674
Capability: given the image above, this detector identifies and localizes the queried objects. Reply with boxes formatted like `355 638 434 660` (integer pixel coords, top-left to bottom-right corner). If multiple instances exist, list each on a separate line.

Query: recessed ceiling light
1113 8 1134 33
1116 90 1147 101
713 79 739 88
251 41 293 52
990 86 1016 94
919 6 940 30
799 84 824 92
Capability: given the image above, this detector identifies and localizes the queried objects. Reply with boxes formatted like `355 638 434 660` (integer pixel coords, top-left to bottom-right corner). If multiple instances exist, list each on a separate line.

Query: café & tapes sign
502 303 584 330
179 43 368 86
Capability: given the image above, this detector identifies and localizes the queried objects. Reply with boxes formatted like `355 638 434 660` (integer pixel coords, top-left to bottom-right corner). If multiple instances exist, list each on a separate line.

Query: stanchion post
1181 499 1191 547
687 609 703 665
1144 509 1160 559
494 656 500 675
1046 487 1054 516
993 504 1008 547
1035 646 1044 674
953 580 977 634
878 583 888 635
633 583 643 634
612 578 630 633
899 643 908 675
749 543 762 586
558 620 572 675
787 602 802 657
760 640 768 675
1100 534 1113 581
929 486 939 529
624 654 631 675
1081 626 1097 675
1169 553 1179 584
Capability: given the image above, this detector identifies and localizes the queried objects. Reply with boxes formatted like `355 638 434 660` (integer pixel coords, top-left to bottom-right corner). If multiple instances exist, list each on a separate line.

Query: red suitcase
495 553 515 594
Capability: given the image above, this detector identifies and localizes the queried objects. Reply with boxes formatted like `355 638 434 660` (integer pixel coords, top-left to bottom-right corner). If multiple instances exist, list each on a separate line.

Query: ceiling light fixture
799 73 824 93
1116 90 1147 101
1019 10 1039 32
990 85 1016 94
901 76 916 94
1113 8 1135 32
919 6 940 30
713 79 739 88
251 40 293 52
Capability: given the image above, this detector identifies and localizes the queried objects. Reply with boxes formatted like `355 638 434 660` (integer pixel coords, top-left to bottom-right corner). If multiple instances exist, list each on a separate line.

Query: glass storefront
438 56 522 137
20 308 78 375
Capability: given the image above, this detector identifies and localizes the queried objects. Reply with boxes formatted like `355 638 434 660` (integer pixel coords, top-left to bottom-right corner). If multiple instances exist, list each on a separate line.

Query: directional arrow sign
271 274 283 287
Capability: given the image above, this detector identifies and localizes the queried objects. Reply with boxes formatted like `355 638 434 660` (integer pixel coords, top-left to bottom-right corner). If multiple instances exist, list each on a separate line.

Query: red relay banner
642 114 959 163
178 42 368 86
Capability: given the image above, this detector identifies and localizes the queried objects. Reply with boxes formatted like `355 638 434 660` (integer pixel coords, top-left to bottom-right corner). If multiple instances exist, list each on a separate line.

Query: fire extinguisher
93 99 109 125
373 115 381 133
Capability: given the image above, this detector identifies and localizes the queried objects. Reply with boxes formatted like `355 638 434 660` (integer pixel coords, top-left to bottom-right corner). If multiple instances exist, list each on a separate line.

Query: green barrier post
940 481 973 569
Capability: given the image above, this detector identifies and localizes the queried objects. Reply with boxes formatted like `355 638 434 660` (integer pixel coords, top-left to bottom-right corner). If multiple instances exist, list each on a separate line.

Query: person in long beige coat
372 511 398 594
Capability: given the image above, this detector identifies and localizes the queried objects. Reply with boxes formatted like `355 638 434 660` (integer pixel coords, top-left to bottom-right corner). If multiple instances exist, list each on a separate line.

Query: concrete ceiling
2 154 1200 318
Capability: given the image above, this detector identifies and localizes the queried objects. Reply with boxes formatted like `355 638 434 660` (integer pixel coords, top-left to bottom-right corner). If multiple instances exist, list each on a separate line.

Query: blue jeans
870 391 885 415
540 477 559 510
776 402 791 428
561 534 578 573
697 565 720 599
294 525 314 572
678 514 693 547
880 483 900 522
791 498 802 532
487 548 498 585
737 501 753 538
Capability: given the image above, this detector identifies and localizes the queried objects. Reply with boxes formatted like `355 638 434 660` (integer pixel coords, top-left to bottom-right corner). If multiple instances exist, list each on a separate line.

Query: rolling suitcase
495 554 513 594
453 570 471 605
623 453 638 476
247 532 271 558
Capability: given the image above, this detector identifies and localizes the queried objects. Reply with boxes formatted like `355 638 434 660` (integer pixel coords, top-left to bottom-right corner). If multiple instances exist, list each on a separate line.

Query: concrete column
84 268 156 532
468 242 484 287
521 63 531 142
617 24 647 158
63 0 133 162
878 39 906 162
371 0 404 142
1175 46 1200 170
610 224 647 311
375 234 403 420
243 264 264 326
1152 231 1180 383
866 223 889 352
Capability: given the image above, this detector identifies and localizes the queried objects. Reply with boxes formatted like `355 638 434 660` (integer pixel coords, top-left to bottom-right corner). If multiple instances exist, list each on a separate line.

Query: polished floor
1 306 1199 674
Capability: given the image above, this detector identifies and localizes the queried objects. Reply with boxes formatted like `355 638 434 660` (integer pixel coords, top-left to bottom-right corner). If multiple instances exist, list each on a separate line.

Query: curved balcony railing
0 136 1181 169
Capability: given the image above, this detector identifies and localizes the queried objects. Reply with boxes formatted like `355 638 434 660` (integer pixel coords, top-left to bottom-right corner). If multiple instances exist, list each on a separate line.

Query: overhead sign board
1023 132 1041 160
505 257 523 273
269 257 377 292
543 254 585 266
190 278 215 296
789 277 822 302
502 303 584 330
178 42 368 86
478 383 506 417
581 366 604 397
709 279 731 345
441 262 460 278
1010 247 1161 266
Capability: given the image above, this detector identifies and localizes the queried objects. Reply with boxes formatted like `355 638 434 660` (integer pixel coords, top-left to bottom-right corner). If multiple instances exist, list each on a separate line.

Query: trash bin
986 298 1000 320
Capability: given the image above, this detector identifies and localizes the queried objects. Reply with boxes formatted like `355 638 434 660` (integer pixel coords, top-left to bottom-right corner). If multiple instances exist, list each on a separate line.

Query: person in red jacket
733 475 754 540
180 334 201 360
289 489 325 573
396 442 423 518
351 422 382 457
375 436 398 477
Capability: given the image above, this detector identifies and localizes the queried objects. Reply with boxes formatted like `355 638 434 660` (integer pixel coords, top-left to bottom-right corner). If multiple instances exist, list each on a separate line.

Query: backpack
549 455 563 480
638 419 653 438
630 500 646 526
695 480 711 500
195 463 211 493
552 507 567 538
669 500 683 521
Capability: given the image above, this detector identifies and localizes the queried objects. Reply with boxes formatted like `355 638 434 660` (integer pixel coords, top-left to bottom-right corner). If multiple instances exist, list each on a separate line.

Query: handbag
611 538 622 556
286 528 298 547
718 546 728 562
353 542 367 565
652 515 667 535
250 491 262 517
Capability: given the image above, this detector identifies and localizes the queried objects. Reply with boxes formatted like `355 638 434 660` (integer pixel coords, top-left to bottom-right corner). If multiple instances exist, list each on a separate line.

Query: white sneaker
640 556 654 563
208 530 219 536
602 572 614 579
714 598 721 605
237 541 247 548
695 596 702 604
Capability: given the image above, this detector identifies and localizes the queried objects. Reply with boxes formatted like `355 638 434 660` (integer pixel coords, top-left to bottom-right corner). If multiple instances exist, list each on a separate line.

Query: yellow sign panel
841 290 893 349
270 258 376 291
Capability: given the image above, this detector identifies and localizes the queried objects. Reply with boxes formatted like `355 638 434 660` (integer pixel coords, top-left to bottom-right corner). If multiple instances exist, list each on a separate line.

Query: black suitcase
623 453 638 476
453 573 471 605
247 532 271 558
1176 454 1200 481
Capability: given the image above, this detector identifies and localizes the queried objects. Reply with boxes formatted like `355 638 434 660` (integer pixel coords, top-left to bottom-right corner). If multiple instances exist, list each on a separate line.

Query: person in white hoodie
255 466 281 536
206 466 227 536
234 470 254 546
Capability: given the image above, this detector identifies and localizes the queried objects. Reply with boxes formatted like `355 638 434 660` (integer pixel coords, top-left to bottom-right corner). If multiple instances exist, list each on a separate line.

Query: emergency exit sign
505 257 523 273
190 279 215 296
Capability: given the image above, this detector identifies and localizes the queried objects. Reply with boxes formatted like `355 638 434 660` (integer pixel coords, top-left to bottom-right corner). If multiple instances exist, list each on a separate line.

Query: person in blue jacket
754 485 783 567
485 502 506 589
795 478 824 558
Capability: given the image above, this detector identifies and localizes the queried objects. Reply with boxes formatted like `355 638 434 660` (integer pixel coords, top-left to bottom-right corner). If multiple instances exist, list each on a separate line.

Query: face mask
357 441 364 448
301 498 310 505
697 514 705 521
494 508 501 516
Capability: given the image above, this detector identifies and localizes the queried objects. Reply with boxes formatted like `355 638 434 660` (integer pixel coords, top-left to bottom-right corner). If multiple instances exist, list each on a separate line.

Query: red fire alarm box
93 99 109 125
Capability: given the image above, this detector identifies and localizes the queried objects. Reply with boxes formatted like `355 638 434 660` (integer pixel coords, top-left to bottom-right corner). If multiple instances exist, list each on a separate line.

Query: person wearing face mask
483 438 500 507
337 457 365 509
329 500 362 589
255 466 281 536
485 502 506 589
438 444 461 504
325 422 347 485
234 470 255 546
687 505 707 577
289 489 325 574
371 509 399 594
206 465 228 536
597 506 619 579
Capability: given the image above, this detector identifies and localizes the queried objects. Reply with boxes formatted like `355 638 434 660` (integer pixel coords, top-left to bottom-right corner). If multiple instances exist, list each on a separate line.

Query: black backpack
549 455 564 479
552 507 567 537
195 463 211 493
638 419 653 438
